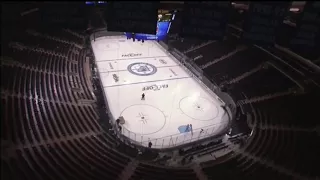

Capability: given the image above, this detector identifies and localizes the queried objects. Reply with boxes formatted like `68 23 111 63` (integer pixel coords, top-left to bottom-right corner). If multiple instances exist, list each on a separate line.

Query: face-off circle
127 62 157 76
179 96 219 121
120 104 166 135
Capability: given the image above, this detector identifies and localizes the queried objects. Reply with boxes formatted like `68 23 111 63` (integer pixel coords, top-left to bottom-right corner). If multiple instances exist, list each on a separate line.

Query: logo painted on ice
169 68 178 76
142 84 168 91
113 74 119 82
121 53 142 58
127 62 157 76
109 62 114 69
159 59 167 64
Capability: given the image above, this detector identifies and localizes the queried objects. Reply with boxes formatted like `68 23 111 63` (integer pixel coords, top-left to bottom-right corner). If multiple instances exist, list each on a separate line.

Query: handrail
121 121 229 146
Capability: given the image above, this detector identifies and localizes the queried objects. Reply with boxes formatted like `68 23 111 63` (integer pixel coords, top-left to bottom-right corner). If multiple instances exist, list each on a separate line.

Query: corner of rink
90 35 231 149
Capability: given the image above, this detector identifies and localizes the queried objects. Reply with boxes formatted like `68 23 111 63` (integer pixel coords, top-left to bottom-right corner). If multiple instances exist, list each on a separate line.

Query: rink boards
91 35 229 148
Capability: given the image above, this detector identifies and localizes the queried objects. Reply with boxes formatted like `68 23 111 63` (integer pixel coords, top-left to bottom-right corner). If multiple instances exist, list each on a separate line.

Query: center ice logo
127 62 157 76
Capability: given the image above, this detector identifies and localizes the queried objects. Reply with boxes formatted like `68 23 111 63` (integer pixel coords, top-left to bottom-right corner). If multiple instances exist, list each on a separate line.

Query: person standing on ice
185 124 190 132
141 93 145 100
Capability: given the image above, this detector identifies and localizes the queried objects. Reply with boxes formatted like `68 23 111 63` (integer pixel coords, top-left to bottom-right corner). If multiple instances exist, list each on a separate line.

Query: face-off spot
179 96 219 121
120 104 166 135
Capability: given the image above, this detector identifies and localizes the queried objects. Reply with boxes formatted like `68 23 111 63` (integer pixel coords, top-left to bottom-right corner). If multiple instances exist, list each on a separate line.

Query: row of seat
4 135 132 180
201 153 293 180
168 36 319 179
202 47 265 84
179 139 223 157
2 43 94 101
130 163 198 180
8 27 84 57
170 38 209 53
186 37 238 65
1 94 100 144
2 47 73 73
77 49 95 101
228 67 297 101
250 93 318 128
2 14 318 179
44 28 85 46
243 113 317 177
1 40 136 179
1 6 149 180
1 64 85 102
235 90 318 178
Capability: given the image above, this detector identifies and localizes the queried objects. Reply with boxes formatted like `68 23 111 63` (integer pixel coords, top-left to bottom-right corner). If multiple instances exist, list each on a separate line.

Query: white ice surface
91 36 229 148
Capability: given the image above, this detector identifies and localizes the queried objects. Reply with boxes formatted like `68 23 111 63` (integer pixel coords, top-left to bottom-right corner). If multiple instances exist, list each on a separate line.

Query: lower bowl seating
1 9 319 180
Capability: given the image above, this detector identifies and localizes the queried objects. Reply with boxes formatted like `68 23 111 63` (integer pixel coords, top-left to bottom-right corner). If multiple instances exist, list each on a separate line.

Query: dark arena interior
1 2 320 180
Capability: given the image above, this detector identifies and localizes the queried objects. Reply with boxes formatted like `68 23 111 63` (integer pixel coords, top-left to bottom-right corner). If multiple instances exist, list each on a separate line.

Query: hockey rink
91 36 230 148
